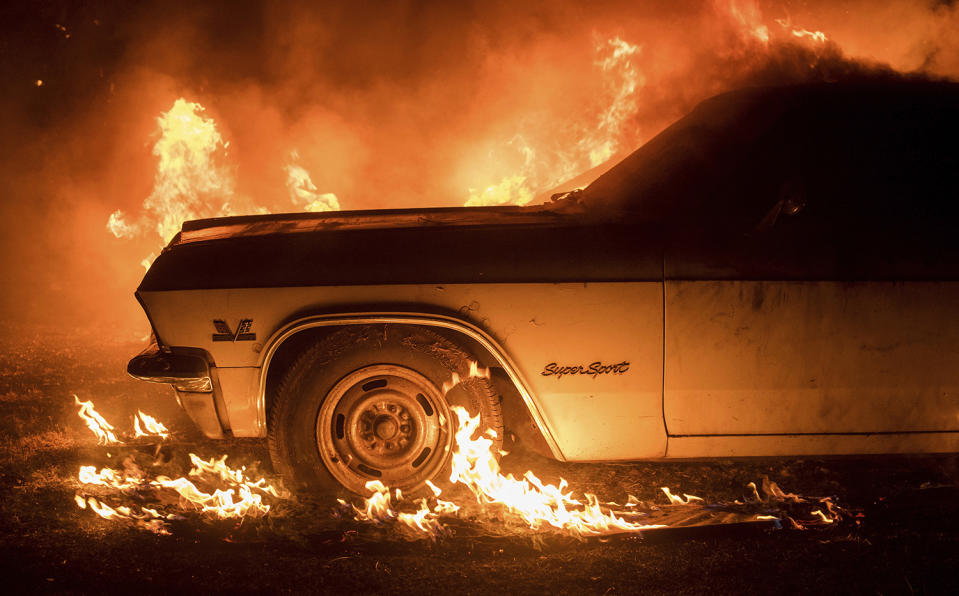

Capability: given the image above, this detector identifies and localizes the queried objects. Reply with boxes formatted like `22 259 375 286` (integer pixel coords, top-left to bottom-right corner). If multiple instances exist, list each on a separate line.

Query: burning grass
0 334 956 593
67 391 843 542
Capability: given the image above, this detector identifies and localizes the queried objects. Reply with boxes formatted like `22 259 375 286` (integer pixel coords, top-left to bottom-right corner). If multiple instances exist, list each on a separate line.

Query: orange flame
286 150 340 212
152 453 282 519
133 410 170 440
107 98 247 268
74 395 120 445
446 406 664 537
74 398 286 528
78 465 143 491
775 18 828 44
340 481 449 538
74 494 176 535
465 36 642 207
660 487 704 506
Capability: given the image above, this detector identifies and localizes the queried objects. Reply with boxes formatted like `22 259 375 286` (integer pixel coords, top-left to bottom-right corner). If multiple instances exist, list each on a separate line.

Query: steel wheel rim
316 364 452 494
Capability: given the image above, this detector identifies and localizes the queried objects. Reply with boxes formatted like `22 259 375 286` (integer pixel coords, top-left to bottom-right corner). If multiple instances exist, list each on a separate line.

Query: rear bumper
127 341 226 439
127 341 213 393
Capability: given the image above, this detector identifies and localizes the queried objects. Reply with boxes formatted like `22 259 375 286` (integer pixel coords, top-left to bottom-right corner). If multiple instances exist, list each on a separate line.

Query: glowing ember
74 395 120 445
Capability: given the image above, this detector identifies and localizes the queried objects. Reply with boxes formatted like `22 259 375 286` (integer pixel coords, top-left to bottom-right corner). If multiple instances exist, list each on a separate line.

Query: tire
268 324 503 496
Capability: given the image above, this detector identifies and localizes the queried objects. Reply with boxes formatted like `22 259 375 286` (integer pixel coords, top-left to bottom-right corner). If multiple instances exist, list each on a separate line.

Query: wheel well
262 322 552 458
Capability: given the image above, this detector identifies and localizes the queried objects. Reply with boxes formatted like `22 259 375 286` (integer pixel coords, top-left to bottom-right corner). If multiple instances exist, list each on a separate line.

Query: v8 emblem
212 319 256 342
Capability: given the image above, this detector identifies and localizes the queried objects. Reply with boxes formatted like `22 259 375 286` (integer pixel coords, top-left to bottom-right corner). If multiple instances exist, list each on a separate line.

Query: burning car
127 81 959 495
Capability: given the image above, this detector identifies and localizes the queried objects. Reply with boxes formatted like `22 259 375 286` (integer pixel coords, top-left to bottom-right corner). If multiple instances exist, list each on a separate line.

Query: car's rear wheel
268 324 502 496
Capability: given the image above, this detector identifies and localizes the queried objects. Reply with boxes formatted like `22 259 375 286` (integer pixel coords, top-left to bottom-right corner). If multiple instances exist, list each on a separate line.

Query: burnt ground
1 324 957 595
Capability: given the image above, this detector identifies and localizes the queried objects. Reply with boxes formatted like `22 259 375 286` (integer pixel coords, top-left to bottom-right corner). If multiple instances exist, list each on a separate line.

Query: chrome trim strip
256 313 566 461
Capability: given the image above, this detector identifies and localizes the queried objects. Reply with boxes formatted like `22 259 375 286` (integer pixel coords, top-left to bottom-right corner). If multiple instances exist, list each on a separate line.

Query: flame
446 406 664 536
142 98 236 242
74 395 120 445
74 398 286 529
441 360 490 394
340 480 448 538
810 509 834 524
343 363 666 538
465 36 642 207
723 0 770 43
660 487 704 505
584 36 642 168
133 410 170 440
149 453 282 519
107 98 252 268
74 494 175 535
285 151 340 212
78 464 143 491
466 174 534 208
775 18 828 44
77 453 284 525
74 382 838 537
721 1 829 47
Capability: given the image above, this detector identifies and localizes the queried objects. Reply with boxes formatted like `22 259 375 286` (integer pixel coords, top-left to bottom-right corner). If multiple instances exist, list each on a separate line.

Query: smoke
0 0 956 336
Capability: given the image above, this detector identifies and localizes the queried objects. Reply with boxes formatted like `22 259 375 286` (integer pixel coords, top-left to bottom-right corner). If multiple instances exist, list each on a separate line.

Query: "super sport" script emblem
541 361 630 379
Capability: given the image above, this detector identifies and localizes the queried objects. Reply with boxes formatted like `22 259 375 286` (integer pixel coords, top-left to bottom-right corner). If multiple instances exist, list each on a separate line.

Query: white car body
130 81 959 462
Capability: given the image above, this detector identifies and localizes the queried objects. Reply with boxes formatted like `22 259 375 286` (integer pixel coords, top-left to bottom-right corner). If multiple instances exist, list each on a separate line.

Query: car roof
582 80 959 216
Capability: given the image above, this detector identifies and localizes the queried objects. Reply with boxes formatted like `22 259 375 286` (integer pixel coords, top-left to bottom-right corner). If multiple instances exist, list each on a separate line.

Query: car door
663 89 959 448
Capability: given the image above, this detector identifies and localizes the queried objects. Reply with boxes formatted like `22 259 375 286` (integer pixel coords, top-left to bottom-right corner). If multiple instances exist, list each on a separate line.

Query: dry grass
0 324 957 593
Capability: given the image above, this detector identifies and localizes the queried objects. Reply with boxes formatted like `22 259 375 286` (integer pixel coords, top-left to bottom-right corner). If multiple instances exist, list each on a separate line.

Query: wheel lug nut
386 442 393 450
400 425 410 434
388 405 396 413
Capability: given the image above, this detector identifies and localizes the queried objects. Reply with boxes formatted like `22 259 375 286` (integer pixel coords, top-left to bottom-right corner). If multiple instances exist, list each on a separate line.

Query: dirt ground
1 324 957 595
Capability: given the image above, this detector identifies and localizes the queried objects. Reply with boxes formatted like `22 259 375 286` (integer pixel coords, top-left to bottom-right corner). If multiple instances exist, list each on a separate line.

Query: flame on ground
339 481 448 538
75 494 178 535
73 398 286 532
74 395 120 445
342 362 842 538
447 406 665 537
661 487 705 506
74 388 840 538
133 410 169 440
